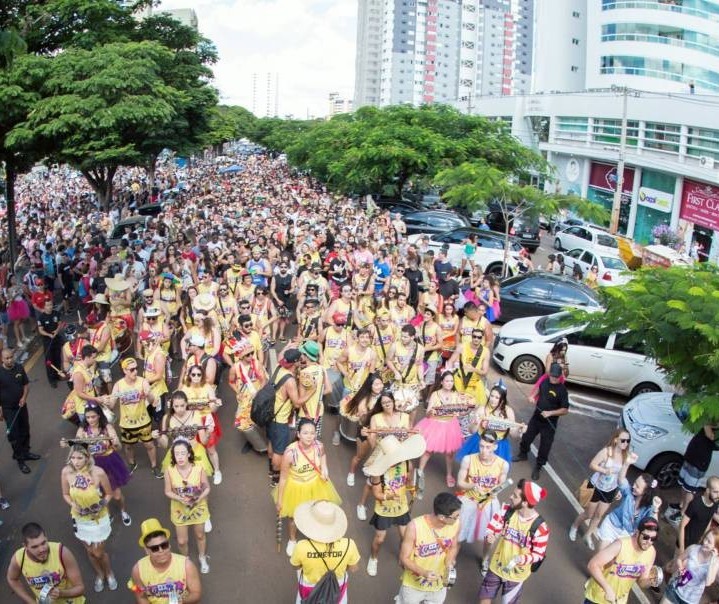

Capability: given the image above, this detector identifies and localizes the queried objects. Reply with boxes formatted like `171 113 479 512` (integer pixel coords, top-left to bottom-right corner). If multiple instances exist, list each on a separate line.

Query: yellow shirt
130 553 188 603
168 464 209 526
455 342 489 392
462 455 507 504
290 538 361 585
184 384 215 416
393 340 420 386
158 286 179 314
322 327 349 369
420 321 442 362
69 470 108 522
373 324 397 364
115 377 151 429
90 322 112 362
373 461 410 518
489 510 544 583
344 345 373 391
272 367 294 424
299 363 324 421
459 315 487 346
14 542 85 603
584 537 655 604
288 442 323 484
67 364 96 418
401 515 459 592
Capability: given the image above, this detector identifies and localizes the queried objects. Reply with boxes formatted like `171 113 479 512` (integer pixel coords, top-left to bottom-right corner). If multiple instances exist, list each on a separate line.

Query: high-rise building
160 8 199 31
532 0 719 95
328 93 354 117
353 0 534 110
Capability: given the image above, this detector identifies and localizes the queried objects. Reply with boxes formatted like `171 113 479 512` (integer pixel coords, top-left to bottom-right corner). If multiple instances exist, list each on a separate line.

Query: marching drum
339 392 359 442
325 368 344 410
390 384 420 413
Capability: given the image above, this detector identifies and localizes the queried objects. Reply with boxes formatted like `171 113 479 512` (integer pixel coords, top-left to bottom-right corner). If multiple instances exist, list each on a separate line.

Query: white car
492 312 671 397
562 247 632 286
620 392 719 488
407 228 520 277
554 225 619 254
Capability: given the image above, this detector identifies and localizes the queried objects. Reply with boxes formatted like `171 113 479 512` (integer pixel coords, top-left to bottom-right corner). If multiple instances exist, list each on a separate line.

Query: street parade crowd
0 153 717 603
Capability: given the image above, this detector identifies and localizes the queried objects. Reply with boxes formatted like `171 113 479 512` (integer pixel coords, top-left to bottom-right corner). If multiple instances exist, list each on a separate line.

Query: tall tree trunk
5 162 18 267
146 154 157 191
82 166 117 211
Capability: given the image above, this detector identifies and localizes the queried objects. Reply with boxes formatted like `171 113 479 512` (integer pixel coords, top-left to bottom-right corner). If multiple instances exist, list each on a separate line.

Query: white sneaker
481 558 490 574
568 525 577 542
107 573 118 591
286 539 297 557
367 557 378 576
356 505 367 521
332 431 340 446
199 555 210 574
213 470 223 485
585 534 595 551
347 473 355 487
122 511 132 527
204 519 212 533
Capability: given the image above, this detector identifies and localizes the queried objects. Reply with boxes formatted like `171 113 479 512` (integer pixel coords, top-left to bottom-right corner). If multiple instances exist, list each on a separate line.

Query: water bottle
168 586 180 604
38 583 53 603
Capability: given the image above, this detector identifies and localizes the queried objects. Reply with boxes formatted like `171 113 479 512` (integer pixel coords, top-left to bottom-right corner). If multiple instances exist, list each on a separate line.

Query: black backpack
503 508 545 573
301 540 349 604
250 367 292 427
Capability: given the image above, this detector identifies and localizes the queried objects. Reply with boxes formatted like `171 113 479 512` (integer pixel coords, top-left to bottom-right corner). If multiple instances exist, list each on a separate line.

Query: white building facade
472 91 719 261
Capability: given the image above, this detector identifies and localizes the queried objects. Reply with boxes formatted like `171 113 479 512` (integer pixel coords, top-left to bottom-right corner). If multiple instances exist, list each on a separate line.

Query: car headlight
632 423 668 440
498 337 531 346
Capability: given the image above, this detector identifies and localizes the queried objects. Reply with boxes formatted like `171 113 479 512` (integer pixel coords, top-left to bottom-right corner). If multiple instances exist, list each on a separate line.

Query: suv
485 211 541 253
107 216 151 248
554 224 619 254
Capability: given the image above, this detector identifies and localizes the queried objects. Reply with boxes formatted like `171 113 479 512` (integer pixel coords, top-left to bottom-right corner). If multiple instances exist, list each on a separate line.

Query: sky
156 0 358 119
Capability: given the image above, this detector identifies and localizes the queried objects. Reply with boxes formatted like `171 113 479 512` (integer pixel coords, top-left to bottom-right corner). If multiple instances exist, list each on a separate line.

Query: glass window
566 330 609 348
536 312 577 336
551 283 593 306
514 279 551 299
613 332 646 355
477 235 504 249
580 251 595 264
437 229 467 244
596 234 619 248
567 248 583 259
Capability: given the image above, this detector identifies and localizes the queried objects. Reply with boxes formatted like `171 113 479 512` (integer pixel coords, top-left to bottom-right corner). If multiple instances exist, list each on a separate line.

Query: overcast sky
156 0 357 118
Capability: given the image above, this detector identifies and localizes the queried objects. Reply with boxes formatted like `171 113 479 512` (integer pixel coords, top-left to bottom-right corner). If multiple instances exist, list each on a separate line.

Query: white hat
294 500 347 543
104 276 131 291
91 293 109 305
144 307 161 318
188 333 206 347
362 434 426 477
193 293 215 312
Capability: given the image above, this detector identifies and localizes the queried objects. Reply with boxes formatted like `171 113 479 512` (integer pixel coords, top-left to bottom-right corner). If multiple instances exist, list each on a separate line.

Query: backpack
301 540 349 604
503 508 545 572
250 367 292 427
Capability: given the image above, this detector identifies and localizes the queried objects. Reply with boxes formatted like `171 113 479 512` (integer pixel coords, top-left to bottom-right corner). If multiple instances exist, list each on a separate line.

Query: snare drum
391 384 420 413
339 392 360 442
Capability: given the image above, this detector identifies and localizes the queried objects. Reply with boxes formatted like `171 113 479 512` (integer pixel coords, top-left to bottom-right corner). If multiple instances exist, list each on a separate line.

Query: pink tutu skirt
7 299 30 322
416 417 463 453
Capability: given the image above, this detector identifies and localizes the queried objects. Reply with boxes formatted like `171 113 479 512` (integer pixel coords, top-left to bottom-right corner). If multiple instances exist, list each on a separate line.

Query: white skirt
458 495 500 543
74 514 112 544
596 517 628 544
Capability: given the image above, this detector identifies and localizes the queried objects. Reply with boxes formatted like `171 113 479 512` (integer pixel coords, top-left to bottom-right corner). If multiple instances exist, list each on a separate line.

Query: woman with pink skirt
415 371 465 489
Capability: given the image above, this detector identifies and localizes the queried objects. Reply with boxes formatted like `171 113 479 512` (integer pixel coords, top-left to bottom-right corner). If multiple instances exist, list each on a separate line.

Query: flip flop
446 475 456 488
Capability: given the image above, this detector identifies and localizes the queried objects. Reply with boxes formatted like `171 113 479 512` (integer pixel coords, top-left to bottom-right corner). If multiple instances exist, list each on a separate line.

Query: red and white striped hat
523 481 547 506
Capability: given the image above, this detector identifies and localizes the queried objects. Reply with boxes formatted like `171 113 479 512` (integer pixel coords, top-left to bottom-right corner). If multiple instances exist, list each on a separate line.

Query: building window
572 38 580 45
572 11 580 17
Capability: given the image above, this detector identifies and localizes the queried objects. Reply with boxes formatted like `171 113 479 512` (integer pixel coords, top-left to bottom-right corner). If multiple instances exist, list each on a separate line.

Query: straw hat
193 293 215 312
294 500 347 544
105 276 131 291
91 293 109 305
144 306 161 318
138 518 171 548
362 434 427 477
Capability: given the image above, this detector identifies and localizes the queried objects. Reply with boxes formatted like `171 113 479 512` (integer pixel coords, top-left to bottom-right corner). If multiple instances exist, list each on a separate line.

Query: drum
390 384 420 413
241 425 268 454
325 368 344 410
339 414 358 442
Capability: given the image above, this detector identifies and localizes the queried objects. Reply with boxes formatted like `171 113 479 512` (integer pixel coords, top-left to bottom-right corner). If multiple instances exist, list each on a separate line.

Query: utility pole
610 86 628 234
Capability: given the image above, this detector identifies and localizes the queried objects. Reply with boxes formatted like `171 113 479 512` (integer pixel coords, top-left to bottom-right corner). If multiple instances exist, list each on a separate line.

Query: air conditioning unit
699 155 715 169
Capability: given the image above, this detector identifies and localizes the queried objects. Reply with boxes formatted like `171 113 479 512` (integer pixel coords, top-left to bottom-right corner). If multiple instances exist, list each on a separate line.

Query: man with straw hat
397 491 462 603
128 518 202 603
290 500 361 603
362 433 426 578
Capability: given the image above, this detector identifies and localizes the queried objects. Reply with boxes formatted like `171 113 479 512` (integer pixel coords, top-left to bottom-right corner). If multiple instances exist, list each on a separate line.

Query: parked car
402 210 470 236
493 311 671 399
551 216 586 234
379 200 426 217
554 224 619 254
497 273 601 322
107 216 152 247
562 247 631 286
620 392 718 488
407 228 522 277
485 211 541 253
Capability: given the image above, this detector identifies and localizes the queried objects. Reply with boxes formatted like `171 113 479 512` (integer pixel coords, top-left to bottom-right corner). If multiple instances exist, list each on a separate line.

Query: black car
379 200 426 217
485 211 541 253
498 272 601 323
402 210 471 236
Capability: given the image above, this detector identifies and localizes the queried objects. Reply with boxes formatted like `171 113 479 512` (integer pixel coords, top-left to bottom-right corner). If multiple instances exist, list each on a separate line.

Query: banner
589 162 634 193
638 186 673 213
680 180 719 231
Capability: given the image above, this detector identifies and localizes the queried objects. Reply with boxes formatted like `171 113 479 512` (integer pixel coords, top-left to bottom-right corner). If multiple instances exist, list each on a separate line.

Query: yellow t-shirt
584 537 655 604
290 538 361 585
129 553 188 603
373 461 410 518
14 542 85 603
272 367 294 424
69 470 108 522
401 514 459 592
393 340 420 386
322 327 349 369
115 377 151 428
299 363 324 421
462 455 507 504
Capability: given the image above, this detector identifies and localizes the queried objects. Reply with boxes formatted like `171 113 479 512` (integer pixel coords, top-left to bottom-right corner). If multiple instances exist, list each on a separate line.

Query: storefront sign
638 186 673 213
589 162 634 193
680 180 719 232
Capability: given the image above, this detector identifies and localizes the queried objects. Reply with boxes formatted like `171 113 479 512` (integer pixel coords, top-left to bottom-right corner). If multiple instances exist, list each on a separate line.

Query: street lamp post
610 87 628 234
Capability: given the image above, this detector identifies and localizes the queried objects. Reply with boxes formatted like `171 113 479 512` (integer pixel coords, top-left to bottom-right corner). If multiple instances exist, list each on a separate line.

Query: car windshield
596 234 618 248
601 256 627 270
535 312 578 336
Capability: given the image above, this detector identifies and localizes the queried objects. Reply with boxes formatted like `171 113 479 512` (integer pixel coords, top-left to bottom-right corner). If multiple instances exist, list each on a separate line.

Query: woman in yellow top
250 286 278 344
275 419 342 557
228 340 268 454
138 330 168 421
449 328 490 406
386 325 425 423
418 279 443 316
156 274 182 317
7 524 86 604
416 372 467 489
182 365 223 485
337 328 378 395
437 301 460 360
236 271 256 302
163 440 211 575
153 390 214 480
60 444 117 593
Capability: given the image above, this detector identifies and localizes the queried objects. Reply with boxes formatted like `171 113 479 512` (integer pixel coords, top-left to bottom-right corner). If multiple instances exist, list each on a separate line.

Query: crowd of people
0 153 717 603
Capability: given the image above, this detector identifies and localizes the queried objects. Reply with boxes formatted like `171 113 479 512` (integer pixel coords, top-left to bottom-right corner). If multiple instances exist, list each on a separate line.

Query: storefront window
634 170 675 245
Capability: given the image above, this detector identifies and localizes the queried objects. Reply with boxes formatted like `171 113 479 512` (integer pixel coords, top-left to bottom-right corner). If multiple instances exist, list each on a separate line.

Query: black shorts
267 421 290 454
369 512 411 531
590 487 618 504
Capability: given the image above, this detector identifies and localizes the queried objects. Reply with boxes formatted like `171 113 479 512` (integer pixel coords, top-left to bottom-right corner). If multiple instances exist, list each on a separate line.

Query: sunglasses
619 438 631 443
639 533 658 543
126 366 138 372
148 541 171 553
190 373 202 377
147 317 158 321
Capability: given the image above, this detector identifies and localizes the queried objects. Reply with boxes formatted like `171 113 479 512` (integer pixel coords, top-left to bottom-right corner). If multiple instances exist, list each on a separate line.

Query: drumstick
276 512 283 553
366 428 420 435
46 361 65 375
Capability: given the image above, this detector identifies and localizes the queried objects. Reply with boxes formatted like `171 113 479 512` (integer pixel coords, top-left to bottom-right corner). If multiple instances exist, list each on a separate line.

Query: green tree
435 161 609 272
579 264 719 426
8 41 185 209
204 105 257 155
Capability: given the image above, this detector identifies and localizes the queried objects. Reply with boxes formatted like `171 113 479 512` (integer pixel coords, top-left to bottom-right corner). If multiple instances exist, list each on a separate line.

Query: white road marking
569 393 625 409
269 348 277 372
569 398 620 418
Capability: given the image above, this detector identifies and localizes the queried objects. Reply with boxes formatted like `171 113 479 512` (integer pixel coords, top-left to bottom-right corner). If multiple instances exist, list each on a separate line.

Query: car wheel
630 382 661 398
553 237 563 251
511 355 544 384
646 453 683 489
486 263 508 278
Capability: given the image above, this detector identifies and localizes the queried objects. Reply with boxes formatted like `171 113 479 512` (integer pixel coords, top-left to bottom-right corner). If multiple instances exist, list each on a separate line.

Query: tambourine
649 565 664 588
446 567 457 588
